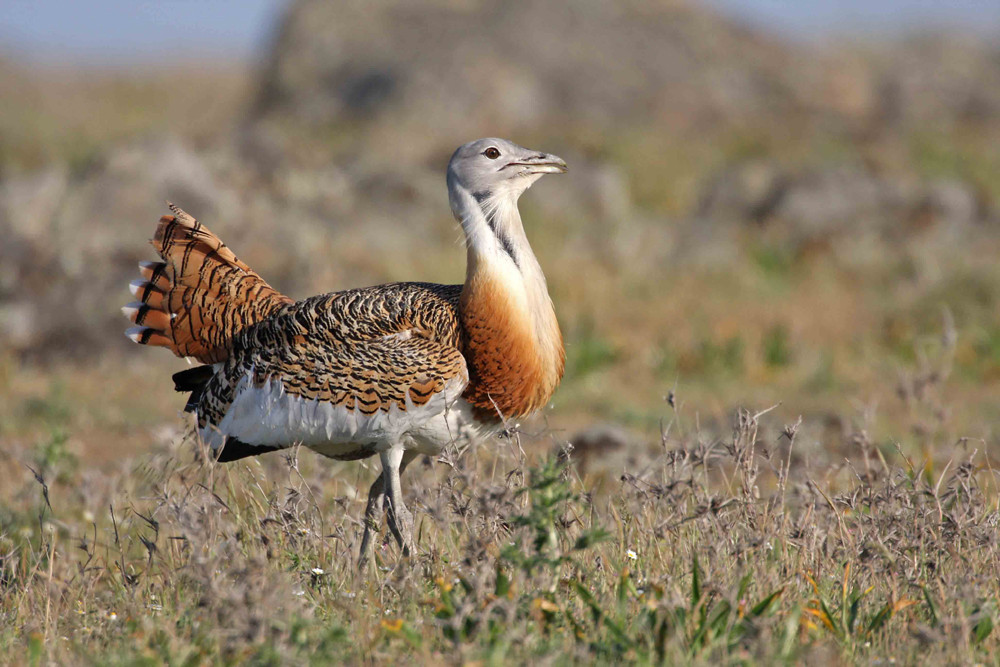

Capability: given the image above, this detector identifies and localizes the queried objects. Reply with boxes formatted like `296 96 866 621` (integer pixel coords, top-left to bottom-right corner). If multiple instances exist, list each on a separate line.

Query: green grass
3 53 1000 665
2 381 999 664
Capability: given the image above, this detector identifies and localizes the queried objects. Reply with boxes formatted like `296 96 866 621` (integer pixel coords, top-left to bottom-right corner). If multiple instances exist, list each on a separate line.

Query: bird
122 138 567 563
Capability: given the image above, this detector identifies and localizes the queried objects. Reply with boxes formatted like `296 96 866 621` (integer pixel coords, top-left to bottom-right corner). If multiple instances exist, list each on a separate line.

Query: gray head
447 138 567 218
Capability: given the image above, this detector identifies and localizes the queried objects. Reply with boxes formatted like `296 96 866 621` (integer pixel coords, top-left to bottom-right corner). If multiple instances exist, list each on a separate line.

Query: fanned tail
123 204 293 363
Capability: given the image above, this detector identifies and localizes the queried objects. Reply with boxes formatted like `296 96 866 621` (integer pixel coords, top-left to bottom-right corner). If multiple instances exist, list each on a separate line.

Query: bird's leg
384 450 417 551
381 446 416 557
357 451 418 569
357 470 386 570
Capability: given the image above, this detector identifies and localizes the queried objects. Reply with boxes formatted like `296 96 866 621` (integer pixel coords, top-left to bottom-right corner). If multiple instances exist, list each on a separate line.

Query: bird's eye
483 147 501 160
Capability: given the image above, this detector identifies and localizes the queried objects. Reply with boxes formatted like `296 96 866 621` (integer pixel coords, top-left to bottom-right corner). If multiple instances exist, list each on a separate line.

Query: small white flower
293 589 306 597
310 567 325 576
626 549 638 561
107 611 118 621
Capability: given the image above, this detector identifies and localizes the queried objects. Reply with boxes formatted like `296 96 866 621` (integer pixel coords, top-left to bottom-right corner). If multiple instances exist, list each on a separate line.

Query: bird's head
447 138 567 218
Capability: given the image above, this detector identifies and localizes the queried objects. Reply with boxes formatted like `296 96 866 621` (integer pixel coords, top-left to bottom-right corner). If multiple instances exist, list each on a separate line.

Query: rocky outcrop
695 160 992 250
248 0 806 163
250 2 1000 165
3 1 1000 361
0 137 238 357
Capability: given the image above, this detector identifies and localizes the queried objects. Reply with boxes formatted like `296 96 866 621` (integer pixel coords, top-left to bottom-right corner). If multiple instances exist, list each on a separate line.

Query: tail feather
138 261 170 286
124 325 173 347
123 204 293 363
128 278 167 309
121 301 173 330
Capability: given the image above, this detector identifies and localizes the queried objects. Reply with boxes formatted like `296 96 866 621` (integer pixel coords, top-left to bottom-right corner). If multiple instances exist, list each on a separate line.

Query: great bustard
123 138 567 562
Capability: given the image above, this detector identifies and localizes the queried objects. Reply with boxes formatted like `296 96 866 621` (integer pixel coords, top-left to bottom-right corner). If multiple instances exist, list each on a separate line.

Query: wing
199 331 469 458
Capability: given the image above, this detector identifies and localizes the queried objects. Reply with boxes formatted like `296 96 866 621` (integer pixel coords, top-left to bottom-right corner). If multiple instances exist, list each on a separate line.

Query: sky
709 0 1000 39
0 0 997 66
0 0 288 65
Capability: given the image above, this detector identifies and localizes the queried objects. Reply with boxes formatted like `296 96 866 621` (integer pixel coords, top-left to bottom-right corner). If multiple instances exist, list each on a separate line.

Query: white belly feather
201 372 490 459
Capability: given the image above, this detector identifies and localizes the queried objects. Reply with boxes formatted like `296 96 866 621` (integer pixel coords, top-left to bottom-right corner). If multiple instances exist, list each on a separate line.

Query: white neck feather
451 179 543 288
449 178 563 373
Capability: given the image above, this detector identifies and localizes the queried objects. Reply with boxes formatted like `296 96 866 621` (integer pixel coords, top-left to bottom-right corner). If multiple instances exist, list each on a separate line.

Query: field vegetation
2 1 1000 663
3 346 998 663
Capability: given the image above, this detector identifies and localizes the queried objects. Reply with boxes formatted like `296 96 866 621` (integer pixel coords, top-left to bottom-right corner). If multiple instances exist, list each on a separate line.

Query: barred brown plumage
124 138 568 566
124 204 293 363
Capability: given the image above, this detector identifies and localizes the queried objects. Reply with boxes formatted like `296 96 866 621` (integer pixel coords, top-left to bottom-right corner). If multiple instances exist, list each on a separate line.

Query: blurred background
2 0 999 471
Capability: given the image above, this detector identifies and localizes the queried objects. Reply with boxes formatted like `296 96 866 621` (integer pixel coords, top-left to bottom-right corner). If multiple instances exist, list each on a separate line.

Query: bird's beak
508 152 568 174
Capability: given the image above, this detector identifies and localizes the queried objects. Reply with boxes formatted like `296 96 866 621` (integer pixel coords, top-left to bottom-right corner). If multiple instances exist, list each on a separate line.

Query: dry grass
0 58 252 174
3 46 1000 664
2 344 999 665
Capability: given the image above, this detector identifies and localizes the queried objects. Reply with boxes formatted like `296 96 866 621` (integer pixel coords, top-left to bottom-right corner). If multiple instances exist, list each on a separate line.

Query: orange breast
459 270 564 421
